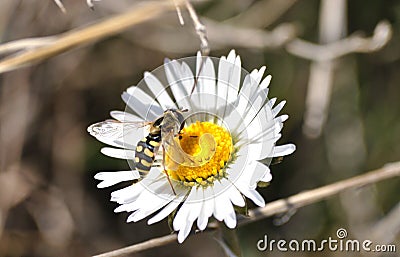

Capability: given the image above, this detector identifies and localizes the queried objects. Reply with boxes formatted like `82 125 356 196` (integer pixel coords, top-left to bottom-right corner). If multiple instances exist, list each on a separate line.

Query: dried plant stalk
92 161 400 257
0 0 183 74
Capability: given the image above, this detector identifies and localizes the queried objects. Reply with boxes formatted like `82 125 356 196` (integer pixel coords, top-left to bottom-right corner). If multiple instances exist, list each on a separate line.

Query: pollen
167 121 233 186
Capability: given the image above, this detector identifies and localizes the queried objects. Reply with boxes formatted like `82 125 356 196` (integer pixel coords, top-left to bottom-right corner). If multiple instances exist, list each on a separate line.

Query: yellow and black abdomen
134 132 161 174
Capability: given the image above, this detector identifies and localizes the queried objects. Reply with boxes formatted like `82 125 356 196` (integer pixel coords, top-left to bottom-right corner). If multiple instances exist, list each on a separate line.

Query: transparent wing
88 119 150 139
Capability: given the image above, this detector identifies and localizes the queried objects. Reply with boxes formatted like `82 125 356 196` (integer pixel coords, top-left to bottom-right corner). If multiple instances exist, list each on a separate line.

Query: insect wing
88 120 150 139
162 131 193 170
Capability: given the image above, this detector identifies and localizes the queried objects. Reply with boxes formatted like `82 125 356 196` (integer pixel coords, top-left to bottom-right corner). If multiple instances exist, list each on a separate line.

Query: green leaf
271 156 284 165
167 209 177 233
257 181 270 188
233 197 248 216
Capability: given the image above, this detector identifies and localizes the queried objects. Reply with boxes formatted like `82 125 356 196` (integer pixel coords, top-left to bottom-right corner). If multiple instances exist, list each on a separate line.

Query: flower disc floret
167 121 233 186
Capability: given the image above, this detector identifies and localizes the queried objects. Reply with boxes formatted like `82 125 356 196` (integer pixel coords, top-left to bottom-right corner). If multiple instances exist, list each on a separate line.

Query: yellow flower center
167 121 233 187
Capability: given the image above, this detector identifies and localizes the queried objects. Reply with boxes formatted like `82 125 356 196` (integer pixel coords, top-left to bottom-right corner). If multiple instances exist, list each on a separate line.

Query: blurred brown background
0 0 399 256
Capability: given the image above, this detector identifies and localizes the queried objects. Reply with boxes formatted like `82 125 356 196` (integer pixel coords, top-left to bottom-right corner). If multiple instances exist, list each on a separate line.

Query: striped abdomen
134 132 161 174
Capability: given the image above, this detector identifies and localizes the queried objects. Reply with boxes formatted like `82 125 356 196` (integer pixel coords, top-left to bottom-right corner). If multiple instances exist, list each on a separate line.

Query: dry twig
0 0 183 74
92 161 400 257
297 0 346 138
0 1 391 73
0 36 56 55
183 0 209 55
286 20 392 62
92 234 191 257
206 19 297 49
225 0 298 28
53 0 66 13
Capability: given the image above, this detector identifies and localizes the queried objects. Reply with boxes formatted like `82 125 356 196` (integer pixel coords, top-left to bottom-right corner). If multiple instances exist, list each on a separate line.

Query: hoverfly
88 108 216 193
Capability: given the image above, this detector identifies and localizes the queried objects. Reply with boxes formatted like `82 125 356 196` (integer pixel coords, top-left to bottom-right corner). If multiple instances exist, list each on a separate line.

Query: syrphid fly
88 108 216 193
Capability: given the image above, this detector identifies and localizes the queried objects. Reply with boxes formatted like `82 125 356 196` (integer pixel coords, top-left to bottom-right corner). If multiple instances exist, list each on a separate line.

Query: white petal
245 104 275 141
230 161 255 188
111 168 161 204
273 133 282 143
238 187 265 207
195 54 216 121
260 172 272 182
110 111 142 122
212 181 229 220
227 49 236 62
247 189 265 207
144 72 176 109
235 75 255 117
231 163 266 207
242 114 279 160
237 130 275 162
255 66 267 84
270 144 296 157
92 135 130 149
111 183 145 204
227 56 241 103
225 153 249 183
249 71 270 107
122 87 163 120
249 163 271 188
178 221 192 243
197 187 214 230
223 105 247 137
249 86 269 112
173 187 200 230
246 138 275 161
187 190 203 222
216 51 241 119
224 211 237 229
272 100 286 117
94 170 140 188
276 114 289 123
197 58 216 97
126 183 176 222
100 147 135 160
267 97 277 109
115 202 139 213
259 74 272 90
248 117 282 144
212 181 237 228
147 190 187 225
165 59 193 110
227 186 245 207
173 200 192 231
117 180 168 214
241 98 262 130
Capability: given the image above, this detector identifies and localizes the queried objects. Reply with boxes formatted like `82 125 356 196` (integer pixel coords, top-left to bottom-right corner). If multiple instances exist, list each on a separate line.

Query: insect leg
163 145 177 195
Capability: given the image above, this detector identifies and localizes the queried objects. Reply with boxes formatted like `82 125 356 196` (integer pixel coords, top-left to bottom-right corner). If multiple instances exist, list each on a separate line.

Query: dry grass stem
183 0 209 55
92 161 400 257
286 20 392 62
53 0 66 13
0 36 56 55
245 161 400 223
0 0 183 74
225 0 298 28
92 234 178 257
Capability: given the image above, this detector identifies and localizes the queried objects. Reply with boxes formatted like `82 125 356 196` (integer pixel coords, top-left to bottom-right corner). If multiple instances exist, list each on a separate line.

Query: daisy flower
88 50 296 243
